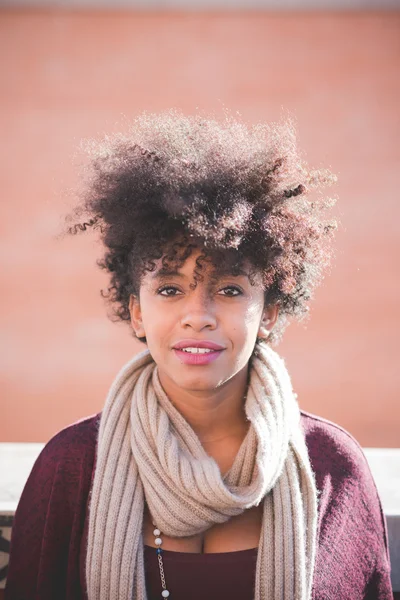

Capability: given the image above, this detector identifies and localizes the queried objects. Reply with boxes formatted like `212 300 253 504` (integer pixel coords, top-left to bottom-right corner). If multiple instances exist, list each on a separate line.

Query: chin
174 371 231 392
176 376 219 391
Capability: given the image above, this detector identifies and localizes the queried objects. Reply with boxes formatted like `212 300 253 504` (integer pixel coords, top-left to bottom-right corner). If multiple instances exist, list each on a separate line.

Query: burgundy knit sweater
5 411 394 600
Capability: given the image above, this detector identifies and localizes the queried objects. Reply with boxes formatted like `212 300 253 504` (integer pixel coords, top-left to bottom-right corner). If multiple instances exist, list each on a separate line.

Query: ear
129 294 146 338
258 304 279 340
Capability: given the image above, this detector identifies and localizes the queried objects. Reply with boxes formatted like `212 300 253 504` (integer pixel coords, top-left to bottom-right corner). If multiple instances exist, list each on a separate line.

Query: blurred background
0 1 399 447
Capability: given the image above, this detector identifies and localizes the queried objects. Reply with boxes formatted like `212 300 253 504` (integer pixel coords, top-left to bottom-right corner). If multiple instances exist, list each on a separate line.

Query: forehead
151 264 249 279
146 247 260 284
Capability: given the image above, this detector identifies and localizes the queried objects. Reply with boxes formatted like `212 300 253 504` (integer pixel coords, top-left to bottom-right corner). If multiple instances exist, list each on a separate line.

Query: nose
180 289 217 332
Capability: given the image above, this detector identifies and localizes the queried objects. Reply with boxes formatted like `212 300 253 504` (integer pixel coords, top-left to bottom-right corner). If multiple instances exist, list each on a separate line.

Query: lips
172 339 225 350
172 339 225 366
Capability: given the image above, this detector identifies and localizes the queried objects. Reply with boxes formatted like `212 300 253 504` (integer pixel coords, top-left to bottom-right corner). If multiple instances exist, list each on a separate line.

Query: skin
129 246 279 447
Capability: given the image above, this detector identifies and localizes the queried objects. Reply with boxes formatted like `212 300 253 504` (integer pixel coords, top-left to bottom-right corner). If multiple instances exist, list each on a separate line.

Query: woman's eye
218 286 242 297
157 286 181 297
157 285 242 297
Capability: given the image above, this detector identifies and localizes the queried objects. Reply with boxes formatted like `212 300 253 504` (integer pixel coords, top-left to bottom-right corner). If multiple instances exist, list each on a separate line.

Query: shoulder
300 409 373 486
18 412 101 510
299 409 385 520
37 412 101 468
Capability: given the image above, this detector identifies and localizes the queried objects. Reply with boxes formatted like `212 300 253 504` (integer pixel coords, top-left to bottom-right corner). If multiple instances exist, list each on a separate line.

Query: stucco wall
0 10 399 445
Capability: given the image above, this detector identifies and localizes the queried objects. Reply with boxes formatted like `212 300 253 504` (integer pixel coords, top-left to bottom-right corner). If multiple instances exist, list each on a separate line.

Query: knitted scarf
86 343 319 600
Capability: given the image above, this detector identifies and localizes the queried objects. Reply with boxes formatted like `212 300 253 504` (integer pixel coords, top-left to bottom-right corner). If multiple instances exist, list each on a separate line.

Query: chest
143 502 263 554
142 436 262 554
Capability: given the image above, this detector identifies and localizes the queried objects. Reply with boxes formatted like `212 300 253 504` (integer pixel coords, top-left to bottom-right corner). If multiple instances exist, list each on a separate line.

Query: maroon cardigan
5 411 394 599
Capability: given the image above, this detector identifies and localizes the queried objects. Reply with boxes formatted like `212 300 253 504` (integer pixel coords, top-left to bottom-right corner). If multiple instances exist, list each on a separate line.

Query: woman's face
129 248 278 394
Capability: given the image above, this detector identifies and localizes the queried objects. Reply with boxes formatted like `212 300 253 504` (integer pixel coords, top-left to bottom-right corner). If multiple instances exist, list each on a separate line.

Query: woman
5 111 393 599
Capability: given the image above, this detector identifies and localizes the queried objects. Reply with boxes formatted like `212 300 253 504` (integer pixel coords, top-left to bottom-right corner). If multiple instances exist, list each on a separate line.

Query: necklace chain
152 523 170 598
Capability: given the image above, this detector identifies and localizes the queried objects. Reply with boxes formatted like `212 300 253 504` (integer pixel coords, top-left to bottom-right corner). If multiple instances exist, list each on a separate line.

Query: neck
157 364 250 445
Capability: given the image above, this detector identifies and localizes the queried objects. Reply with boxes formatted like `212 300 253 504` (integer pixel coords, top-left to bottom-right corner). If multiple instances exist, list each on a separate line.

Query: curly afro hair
64 109 338 345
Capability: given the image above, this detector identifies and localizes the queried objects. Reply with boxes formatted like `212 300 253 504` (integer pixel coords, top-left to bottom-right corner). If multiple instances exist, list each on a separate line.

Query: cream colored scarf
86 343 318 600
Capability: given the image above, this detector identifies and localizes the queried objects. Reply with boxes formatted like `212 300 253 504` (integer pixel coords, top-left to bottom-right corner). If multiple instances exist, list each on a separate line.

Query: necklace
152 522 170 598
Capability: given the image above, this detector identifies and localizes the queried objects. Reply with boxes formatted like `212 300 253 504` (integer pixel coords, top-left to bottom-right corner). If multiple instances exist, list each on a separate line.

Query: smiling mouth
179 347 216 354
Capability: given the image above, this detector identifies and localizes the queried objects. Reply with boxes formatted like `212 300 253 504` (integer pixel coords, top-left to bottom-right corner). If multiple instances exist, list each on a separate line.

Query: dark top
5 411 394 600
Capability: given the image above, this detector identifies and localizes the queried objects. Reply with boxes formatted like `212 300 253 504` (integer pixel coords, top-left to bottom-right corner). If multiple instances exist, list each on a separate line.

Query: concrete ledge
0 444 399 590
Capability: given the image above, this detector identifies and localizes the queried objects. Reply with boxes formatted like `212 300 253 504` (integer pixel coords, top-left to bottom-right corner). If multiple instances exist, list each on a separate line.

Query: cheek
242 297 264 329
139 298 175 345
142 304 164 331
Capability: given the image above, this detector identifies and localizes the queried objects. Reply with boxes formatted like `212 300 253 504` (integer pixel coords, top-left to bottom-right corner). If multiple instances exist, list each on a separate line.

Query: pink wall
0 10 399 446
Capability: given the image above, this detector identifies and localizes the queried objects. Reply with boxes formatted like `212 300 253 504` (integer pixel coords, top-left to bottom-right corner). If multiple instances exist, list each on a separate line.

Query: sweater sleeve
365 562 395 600
5 417 97 600
302 412 394 600
361 483 394 600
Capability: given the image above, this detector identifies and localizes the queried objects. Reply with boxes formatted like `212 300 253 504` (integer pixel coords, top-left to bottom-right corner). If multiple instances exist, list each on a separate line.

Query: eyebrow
150 269 184 280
